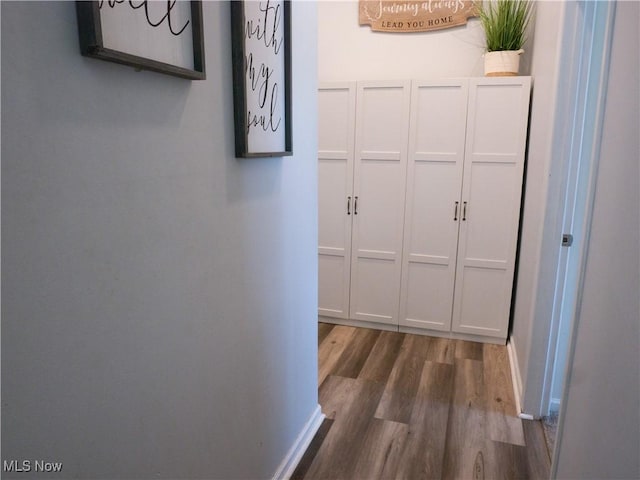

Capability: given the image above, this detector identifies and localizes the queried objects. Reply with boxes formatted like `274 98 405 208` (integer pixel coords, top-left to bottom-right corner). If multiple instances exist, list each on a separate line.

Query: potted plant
476 0 533 76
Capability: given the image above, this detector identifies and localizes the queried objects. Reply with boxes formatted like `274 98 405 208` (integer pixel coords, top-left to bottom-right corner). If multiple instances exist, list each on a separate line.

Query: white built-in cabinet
318 81 410 326
318 77 531 343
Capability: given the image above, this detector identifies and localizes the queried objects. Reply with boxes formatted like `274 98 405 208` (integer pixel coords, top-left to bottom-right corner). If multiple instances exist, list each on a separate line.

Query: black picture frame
230 0 292 158
76 1 206 80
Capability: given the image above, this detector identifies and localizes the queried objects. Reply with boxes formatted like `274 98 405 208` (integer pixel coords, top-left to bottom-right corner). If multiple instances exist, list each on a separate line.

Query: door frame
522 0 617 420
549 1 617 475
541 0 617 417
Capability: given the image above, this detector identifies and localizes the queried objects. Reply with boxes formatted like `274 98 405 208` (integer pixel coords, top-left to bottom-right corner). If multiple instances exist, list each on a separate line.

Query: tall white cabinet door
349 81 411 326
399 80 469 331
318 83 356 319
452 77 532 339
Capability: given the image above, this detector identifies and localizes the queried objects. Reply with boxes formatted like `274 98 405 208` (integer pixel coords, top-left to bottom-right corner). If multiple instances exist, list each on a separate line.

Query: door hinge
562 234 573 247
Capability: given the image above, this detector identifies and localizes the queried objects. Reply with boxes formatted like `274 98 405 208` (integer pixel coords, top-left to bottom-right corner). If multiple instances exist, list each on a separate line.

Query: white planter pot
484 49 524 76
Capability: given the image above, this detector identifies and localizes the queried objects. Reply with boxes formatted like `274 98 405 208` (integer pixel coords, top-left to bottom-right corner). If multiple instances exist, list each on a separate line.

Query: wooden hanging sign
359 0 478 33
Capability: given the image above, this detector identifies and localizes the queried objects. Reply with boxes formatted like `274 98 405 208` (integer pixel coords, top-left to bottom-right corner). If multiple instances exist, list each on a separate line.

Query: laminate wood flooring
292 324 551 480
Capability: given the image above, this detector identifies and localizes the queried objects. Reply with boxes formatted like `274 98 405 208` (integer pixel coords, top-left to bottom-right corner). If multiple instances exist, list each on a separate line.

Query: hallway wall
1 2 319 478
510 0 566 416
554 2 640 477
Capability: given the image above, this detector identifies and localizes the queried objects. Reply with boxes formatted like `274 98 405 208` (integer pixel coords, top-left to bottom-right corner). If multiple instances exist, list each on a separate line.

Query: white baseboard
506 339 526 418
272 404 325 480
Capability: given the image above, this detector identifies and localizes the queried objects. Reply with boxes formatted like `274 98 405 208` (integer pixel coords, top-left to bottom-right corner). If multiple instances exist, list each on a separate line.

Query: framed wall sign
230 0 292 158
359 0 477 33
76 1 206 80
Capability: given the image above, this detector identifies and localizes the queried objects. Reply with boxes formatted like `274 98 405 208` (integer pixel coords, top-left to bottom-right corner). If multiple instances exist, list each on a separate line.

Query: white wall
318 0 492 80
554 2 640 477
509 0 565 415
1 2 319 478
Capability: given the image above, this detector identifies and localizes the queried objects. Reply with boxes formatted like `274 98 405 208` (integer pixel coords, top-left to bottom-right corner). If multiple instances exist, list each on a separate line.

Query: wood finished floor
292 323 551 480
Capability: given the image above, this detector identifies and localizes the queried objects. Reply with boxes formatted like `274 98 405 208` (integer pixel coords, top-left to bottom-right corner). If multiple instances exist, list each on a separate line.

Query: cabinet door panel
400 80 468 331
467 83 527 155
462 162 520 262
319 254 350 316
350 81 410 325
404 262 456 329
355 161 406 252
318 160 352 250
358 85 409 155
319 85 354 155
453 267 513 333
351 257 402 323
452 78 531 339
318 83 356 319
